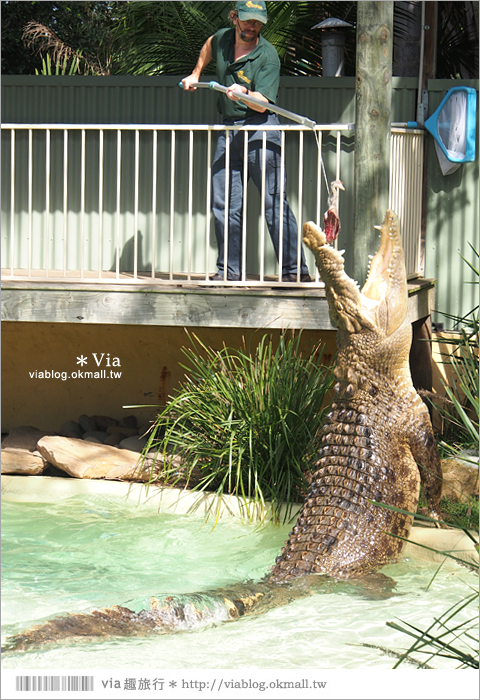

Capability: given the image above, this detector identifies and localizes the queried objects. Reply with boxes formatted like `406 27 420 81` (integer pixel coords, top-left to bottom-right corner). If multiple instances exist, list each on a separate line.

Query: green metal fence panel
424 79 479 328
2 76 421 125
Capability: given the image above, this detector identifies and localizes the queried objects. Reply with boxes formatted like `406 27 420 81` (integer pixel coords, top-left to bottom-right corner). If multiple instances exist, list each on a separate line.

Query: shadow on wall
110 231 148 274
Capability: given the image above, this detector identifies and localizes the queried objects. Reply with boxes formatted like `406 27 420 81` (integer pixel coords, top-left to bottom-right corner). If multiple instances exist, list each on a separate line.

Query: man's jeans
211 113 309 280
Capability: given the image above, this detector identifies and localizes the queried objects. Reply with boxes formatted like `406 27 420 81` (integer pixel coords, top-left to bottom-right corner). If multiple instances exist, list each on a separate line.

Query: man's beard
240 29 257 42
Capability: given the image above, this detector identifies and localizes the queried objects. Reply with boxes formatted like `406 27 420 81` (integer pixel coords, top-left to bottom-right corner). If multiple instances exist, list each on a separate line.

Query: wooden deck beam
1 280 435 330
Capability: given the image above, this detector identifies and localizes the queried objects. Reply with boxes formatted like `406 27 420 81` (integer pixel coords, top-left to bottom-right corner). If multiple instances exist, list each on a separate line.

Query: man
182 0 310 282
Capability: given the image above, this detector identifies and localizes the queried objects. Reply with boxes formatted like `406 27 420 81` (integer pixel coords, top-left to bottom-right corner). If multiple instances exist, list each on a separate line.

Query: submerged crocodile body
3 210 442 652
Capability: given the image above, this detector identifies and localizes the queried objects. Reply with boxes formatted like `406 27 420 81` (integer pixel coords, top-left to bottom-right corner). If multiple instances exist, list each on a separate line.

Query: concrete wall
1 322 337 434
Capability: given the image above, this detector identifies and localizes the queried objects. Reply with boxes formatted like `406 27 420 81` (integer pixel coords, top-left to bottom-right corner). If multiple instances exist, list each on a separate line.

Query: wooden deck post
353 2 394 284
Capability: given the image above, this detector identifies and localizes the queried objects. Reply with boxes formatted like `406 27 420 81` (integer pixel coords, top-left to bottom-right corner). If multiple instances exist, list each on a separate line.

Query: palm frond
22 20 107 75
112 1 227 75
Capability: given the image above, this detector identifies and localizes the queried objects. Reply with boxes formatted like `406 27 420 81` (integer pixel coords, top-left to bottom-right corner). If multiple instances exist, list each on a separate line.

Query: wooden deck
1 278 436 329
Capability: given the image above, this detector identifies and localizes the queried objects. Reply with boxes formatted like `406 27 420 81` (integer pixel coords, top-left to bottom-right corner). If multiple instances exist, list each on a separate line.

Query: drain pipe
392 1 428 129
416 1 427 126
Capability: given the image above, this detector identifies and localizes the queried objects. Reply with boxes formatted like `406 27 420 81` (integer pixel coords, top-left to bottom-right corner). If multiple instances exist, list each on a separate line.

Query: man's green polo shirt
211 27 280 120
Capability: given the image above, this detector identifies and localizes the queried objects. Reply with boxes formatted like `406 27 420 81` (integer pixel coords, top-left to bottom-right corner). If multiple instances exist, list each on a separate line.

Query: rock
59 420 84 439
1 448 47 475
441 458 479 503
78 414 97 433
103 433 124 446
82 431 109 443
106 425 138 438
36 436 156 481
119 435 148 453
119 415 138 429
91 415 119 431
1 425 55 452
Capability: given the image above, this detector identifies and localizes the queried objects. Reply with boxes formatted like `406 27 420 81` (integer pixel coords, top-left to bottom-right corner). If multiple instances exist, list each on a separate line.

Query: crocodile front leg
405 400 443 521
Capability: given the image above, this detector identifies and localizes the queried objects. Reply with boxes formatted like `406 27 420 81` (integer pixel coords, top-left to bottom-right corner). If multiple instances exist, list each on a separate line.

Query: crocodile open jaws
2 210 443 652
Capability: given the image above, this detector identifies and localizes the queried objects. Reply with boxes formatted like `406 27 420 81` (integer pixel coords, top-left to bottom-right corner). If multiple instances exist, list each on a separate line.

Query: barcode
15 676 94 692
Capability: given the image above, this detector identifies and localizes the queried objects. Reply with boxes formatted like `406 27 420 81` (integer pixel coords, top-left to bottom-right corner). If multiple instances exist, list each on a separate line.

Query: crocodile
272 210 442 581
2 210 442 652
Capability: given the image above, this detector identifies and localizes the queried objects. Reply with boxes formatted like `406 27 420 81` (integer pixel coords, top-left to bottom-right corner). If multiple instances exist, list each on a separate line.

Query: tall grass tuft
433 244 479 456
436 321 479 455
142 331 333 524
387 592 479 669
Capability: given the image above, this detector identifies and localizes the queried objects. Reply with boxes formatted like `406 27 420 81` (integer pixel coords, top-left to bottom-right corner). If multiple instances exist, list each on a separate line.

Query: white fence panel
1 123 422 286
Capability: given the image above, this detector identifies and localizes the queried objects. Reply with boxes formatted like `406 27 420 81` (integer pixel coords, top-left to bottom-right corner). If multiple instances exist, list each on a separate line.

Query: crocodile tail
2 580 312 653
2 598 229 653
2 605 158 652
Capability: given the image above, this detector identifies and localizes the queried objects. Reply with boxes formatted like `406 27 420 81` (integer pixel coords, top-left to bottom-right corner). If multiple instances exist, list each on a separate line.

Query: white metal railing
1 122 423 286
389 127 425 278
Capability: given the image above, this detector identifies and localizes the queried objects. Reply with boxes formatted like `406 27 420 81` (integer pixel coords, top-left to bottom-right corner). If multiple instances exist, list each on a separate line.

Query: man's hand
226 83 248 101
181 75 199 91
226 84 268 113
181 36 213 91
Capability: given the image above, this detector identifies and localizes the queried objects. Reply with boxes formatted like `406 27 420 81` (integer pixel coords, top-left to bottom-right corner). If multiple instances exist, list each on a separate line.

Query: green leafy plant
36 52 82 76
438 496 479 531
141 331 333 524
440 325 479 452
111 1 228 76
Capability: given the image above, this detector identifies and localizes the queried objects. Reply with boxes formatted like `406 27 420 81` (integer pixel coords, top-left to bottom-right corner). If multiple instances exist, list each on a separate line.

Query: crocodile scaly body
3 211 442 652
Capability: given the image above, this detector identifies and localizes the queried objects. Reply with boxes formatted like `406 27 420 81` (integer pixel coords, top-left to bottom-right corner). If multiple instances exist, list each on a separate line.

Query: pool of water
1 493 477 670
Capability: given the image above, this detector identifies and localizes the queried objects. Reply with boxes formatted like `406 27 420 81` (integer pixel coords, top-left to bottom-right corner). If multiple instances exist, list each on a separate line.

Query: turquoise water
1 496 477 670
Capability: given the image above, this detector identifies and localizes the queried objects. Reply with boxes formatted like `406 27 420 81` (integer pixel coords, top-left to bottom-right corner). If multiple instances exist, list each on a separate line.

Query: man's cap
235 1 267 24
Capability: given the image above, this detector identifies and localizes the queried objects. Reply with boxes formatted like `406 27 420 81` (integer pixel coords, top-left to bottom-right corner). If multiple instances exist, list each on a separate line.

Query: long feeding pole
180 80 347 214
180 81 317 129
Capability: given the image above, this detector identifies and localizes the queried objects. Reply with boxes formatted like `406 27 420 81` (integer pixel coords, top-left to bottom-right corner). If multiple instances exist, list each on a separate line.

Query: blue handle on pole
178 81 212 89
